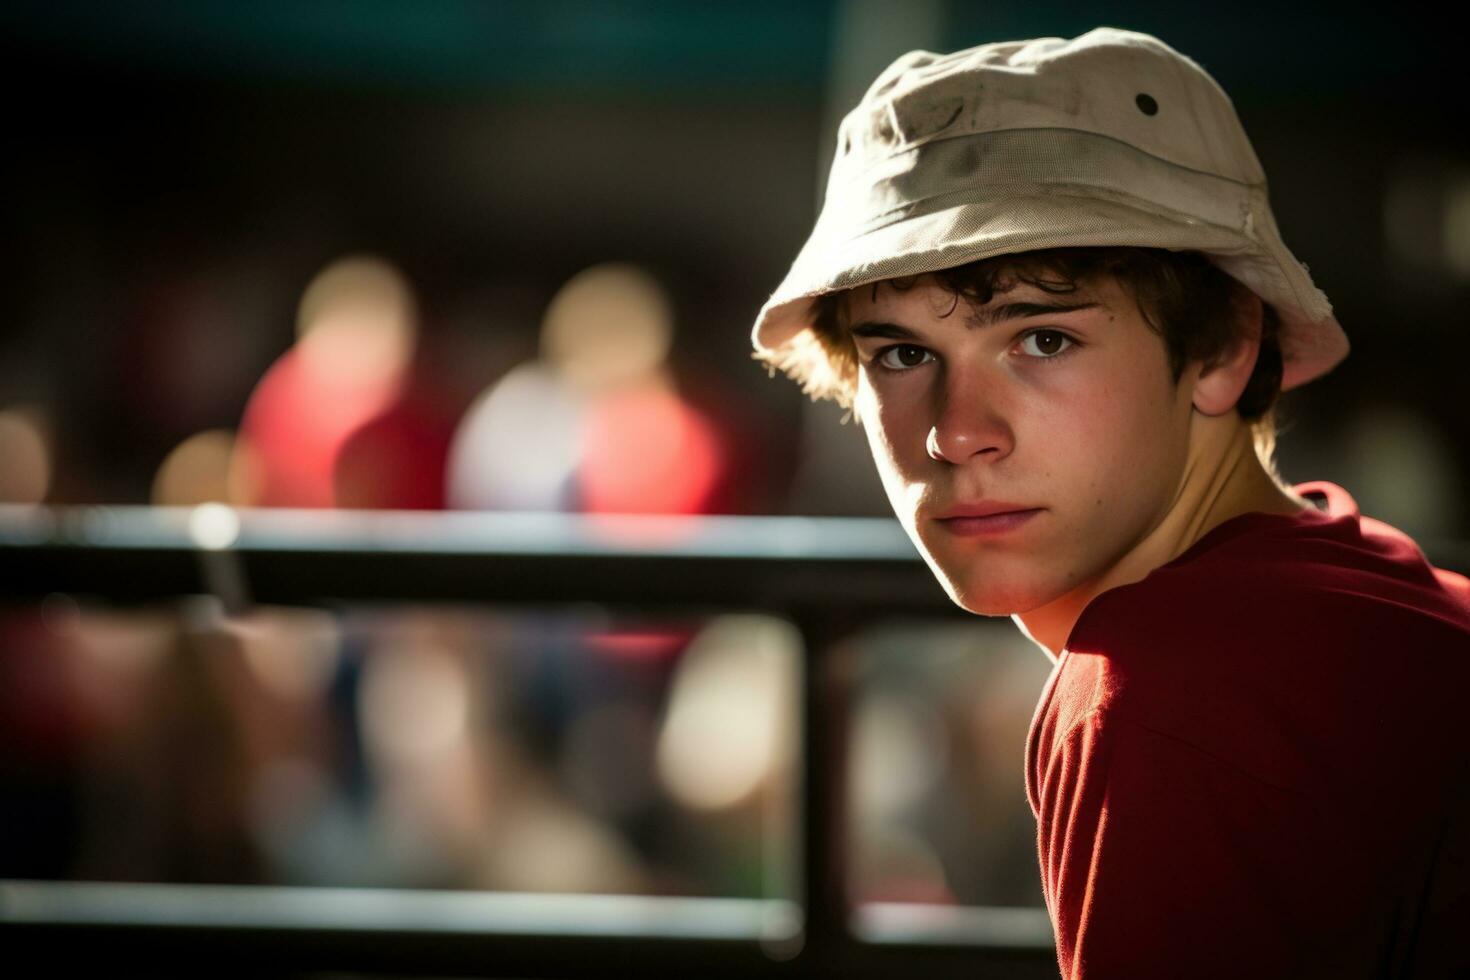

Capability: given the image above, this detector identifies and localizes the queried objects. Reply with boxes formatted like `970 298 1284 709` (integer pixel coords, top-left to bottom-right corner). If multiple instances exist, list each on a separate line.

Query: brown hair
760 246 1284 468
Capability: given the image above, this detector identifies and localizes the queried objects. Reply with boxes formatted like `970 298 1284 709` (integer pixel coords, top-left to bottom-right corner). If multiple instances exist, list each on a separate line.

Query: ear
1190 285 1263 417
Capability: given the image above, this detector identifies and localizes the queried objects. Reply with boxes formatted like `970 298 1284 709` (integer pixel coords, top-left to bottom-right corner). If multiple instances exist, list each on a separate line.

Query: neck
1013 414 1308 661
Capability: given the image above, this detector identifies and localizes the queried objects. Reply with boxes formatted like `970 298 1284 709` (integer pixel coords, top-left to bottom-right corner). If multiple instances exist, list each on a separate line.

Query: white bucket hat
752 27 1349 392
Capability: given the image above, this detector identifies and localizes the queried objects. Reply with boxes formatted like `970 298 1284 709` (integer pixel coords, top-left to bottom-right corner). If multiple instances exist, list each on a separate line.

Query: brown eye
1019 330 1073 358
878 344 933 370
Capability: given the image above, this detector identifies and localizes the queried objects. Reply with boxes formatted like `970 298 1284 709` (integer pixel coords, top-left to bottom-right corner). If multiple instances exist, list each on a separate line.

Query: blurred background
1 0 1466 953
1 0 1467 525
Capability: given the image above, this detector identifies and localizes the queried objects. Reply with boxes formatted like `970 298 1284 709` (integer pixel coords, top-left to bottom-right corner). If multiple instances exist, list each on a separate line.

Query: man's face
847 273 1196 616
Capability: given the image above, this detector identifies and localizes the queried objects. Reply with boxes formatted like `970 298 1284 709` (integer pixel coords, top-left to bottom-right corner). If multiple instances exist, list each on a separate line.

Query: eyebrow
848 300 1100 338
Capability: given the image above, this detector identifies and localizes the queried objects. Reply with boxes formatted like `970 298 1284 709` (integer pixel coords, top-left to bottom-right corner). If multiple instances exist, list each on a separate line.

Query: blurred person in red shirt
447 263 736 517
235 255 454 510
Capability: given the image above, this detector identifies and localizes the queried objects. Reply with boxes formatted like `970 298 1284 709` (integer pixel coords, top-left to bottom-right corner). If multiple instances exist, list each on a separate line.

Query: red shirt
1027 482 1470 978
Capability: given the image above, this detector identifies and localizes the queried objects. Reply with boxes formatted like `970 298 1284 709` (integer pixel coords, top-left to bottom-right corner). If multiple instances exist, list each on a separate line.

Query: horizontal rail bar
0 882 1058 978
0 505 962 612
854 902 1052 947
0 882 801 939
0 505 923 560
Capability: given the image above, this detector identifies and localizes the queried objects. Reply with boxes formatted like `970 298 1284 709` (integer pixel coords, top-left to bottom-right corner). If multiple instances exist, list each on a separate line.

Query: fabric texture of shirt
1026 481 1470 979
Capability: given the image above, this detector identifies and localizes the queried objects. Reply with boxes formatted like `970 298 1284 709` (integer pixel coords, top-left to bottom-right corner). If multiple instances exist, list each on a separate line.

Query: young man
751 28 1470 978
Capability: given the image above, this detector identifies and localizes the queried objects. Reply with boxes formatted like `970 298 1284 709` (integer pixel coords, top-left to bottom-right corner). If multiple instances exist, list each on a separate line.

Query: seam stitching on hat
840 183 1248 243
847 126 1261 189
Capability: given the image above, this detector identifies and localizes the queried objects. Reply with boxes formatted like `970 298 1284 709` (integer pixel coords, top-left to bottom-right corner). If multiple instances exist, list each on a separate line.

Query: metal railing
9 504 1460 977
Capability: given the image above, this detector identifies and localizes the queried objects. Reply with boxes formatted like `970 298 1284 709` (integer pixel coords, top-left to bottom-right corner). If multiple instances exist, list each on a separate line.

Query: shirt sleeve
1037 709 1359 979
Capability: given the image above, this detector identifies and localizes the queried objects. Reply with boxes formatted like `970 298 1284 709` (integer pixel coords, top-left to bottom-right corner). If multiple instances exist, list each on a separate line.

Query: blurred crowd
0 595 1047 908
0 255 778 516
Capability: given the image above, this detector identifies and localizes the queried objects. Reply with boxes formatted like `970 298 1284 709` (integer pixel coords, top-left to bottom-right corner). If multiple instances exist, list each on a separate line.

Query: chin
940 575 1047 618
914 537 1071 618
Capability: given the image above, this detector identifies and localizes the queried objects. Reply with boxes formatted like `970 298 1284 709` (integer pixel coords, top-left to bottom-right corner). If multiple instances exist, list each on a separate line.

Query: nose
925 365 1013 464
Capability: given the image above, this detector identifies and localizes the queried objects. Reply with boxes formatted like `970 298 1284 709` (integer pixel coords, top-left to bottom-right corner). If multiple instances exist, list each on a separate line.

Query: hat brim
753 192 1347 392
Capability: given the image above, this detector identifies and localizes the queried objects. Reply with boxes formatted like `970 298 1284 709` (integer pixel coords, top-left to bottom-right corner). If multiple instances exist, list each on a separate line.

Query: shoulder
1050 498 1470 791
1075 500 1470 660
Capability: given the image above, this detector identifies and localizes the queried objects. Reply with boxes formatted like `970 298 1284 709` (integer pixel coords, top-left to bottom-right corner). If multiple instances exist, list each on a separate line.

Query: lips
936 501 1039 520
932 503 1043 537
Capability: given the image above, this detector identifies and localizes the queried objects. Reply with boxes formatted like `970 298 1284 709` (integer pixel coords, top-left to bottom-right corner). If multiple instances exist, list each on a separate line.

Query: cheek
856 378 922 467
857 396 908 500
1034 358 1186 511
856 380 931 517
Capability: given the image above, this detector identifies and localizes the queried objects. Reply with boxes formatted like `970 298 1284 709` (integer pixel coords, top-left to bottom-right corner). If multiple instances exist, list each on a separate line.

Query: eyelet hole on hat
1136 93 1159 116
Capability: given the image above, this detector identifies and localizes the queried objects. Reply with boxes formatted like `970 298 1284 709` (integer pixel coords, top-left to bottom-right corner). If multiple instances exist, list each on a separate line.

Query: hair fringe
752 330 855 410
774 248 1285 446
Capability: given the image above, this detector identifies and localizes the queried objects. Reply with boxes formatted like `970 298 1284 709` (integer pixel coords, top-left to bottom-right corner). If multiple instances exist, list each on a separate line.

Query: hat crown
836 27 1265 190
752 27 1347 395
